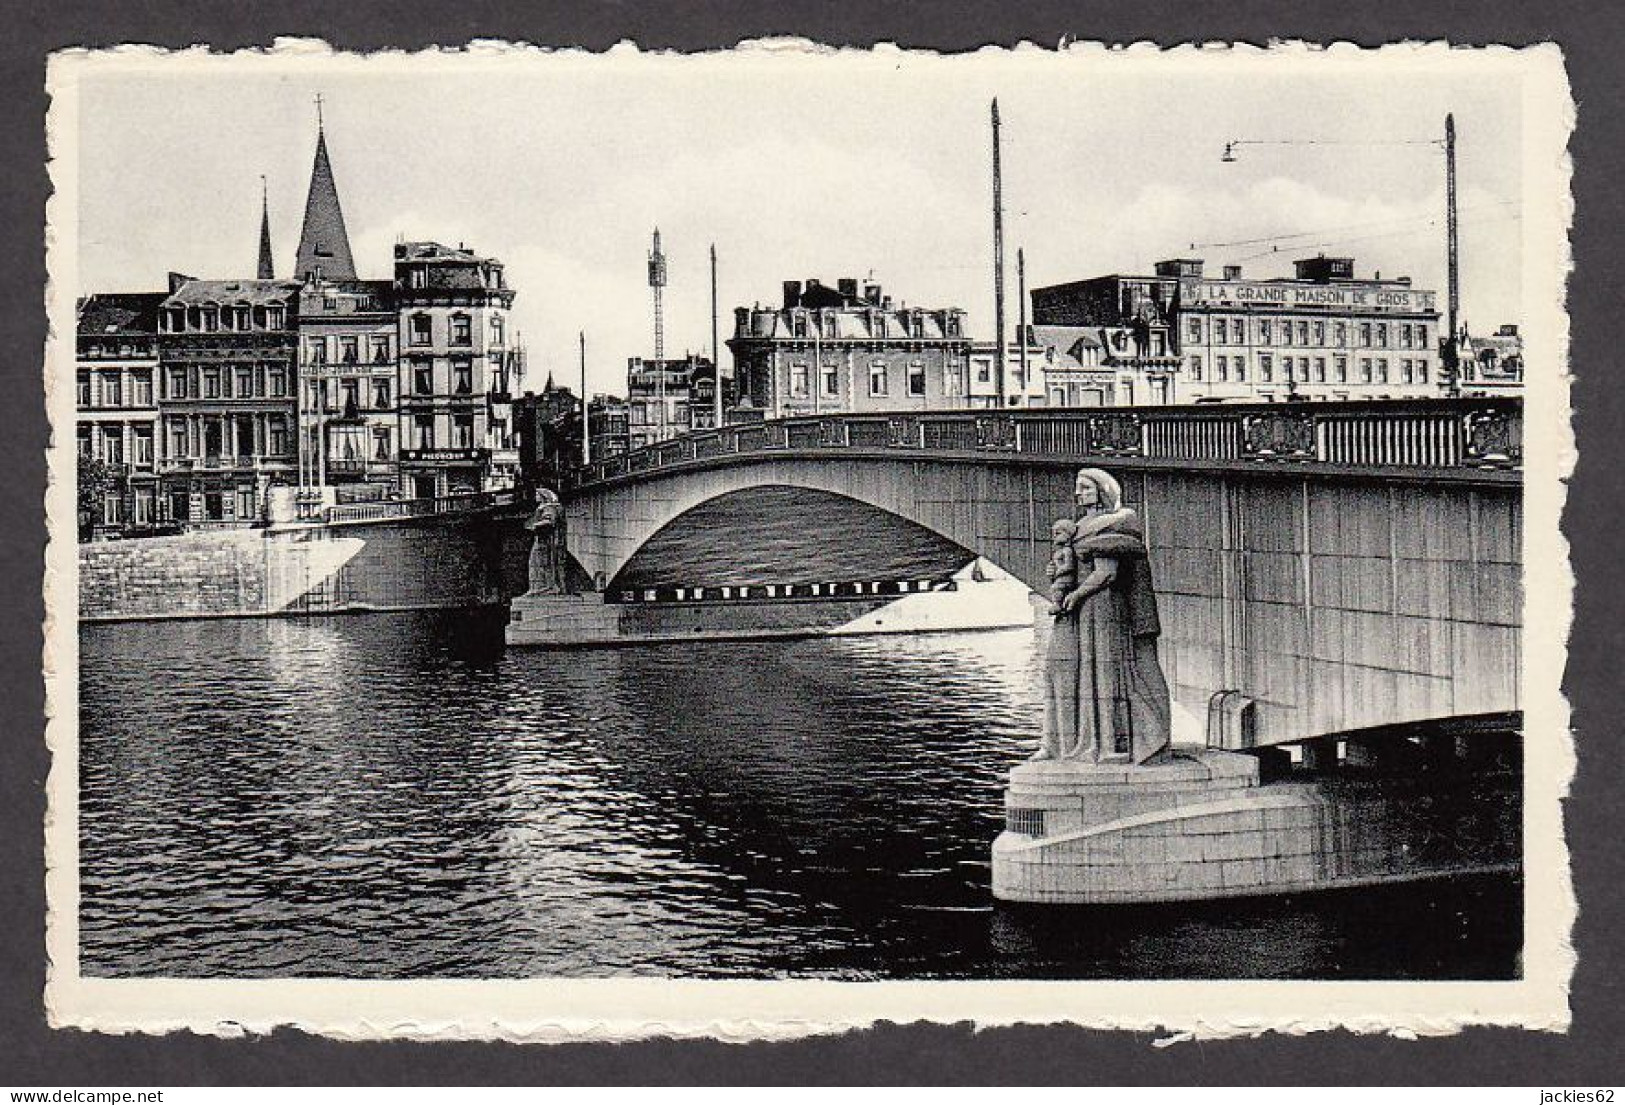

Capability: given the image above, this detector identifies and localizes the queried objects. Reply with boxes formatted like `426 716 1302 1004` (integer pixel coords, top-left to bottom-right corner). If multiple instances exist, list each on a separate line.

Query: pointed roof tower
256 176 275 279
294 95 356 282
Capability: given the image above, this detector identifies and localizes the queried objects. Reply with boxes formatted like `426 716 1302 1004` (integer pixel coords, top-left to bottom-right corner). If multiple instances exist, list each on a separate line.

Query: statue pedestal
992 749 1294 904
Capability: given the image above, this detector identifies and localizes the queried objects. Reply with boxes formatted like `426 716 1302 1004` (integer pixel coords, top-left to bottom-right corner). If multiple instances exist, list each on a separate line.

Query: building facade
76 293 165 536
1031 256 1443 404
587 394 630 460
1456 323 1524 395
626 354 730 448
296 279 399 488
514 380 583 488
727 278 971 420
393 240 519 499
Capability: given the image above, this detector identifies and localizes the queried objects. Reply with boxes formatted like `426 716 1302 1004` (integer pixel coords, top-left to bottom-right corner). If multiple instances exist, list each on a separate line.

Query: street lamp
1219 121 1460 398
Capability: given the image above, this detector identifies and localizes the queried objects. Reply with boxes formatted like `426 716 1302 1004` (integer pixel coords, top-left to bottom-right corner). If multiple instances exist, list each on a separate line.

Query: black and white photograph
43 41 1572 1038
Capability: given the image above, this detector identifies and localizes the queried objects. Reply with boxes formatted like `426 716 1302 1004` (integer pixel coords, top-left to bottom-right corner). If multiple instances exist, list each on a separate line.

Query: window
869 360 888 397
77 426 91 458
450 314 472 346
410 314 432 346
1335 356 1348 383
1376 323 1389 348
907 360 926 397
77 372 92 408
1360 358 1373 383
1296 321 1309 346
133 427 153 466
1335 322 1347 346
371 336 390 364
1376 358 1389 383
452 359 473 395
1259 354 1272 383
1189 317 1204 342
792 313 808 339
1189 355 1203 380
268 369 287 397
168 419 188 458
910 314 925 339
235 367 253 399
944 361 964 397
1359 323 1372 347
340 379 360 413
267 417 287 456
340 337 359 364
235 306 251 331
789 362 809 398
101 372 122 407
102 492 122 526
266 306 284 330
1234 356 1247 382
1400 359 1414 384
373 380 391 409
102 431 123 465
409 268 426 289
200 306 218 332
452 414 474 449
490 316 505 346
1417 324 1430 350
1257 319 1270 345
1216 355 1228 383
1417 359 1430 384
1214 319 1227 344
415 363 434 395
373 428 391 460
1400 323 1412 349
203 369 221 399
1314 357 1327 383
414 415 435 450
976 358 991 384
236 488 256 519
823 363 839 397
133 488 153 525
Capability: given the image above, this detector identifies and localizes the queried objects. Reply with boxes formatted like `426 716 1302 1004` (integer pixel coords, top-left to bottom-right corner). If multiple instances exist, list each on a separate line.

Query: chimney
1223 264 1241 280
838 277 858 299
167 271 195 294
864 282 882 304
782 280 802 308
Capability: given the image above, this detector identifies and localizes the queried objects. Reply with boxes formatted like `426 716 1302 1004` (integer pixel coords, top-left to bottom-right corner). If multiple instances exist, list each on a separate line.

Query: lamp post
1221 120 1457 398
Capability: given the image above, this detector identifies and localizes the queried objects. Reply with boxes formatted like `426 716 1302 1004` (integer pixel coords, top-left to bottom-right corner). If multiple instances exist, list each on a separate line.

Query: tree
77 456 121 541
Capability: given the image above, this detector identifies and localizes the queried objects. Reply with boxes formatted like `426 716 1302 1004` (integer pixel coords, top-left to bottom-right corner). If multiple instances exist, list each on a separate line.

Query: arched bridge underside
566 401 1522 747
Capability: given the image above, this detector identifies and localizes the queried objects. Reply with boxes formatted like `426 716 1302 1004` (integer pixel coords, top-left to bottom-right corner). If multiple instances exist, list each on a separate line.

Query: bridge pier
1301 737 1339 773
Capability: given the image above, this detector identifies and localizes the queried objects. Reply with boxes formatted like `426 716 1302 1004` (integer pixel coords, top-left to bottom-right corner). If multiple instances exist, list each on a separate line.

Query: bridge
560 398 1522 750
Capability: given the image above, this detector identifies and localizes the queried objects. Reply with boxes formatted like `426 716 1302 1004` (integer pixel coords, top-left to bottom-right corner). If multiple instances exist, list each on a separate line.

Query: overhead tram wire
1186 199 1519 253
1225 207 1522 265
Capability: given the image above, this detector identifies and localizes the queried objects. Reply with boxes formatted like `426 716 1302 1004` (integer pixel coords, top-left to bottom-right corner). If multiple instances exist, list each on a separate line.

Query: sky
66 43 1534 398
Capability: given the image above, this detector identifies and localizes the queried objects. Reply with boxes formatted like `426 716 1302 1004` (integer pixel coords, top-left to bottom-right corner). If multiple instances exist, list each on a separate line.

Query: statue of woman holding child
1033 467 1173 766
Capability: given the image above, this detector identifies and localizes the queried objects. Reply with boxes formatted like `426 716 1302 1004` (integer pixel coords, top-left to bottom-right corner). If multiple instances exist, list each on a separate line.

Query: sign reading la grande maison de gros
1180 280 1439 314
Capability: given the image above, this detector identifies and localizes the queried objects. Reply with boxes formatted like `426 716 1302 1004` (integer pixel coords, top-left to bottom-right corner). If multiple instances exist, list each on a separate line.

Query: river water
78 609 1520 981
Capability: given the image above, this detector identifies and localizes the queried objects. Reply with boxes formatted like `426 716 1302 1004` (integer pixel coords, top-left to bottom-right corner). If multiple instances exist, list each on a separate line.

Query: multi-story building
1456 323 1524 395
393 240 519 499
587 395 630 460
514 379 584 488
1031 256 1443 404
296 279 399 488
76 292 165 536
727 277 971 419
155 276 302 523
626 354 732 448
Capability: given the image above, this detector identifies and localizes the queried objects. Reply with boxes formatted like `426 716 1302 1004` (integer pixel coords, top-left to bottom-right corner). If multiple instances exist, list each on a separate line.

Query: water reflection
79 611 1519 980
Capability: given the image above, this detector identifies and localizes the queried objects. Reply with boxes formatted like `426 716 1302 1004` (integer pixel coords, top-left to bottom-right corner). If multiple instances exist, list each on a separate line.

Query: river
78 609 1520 980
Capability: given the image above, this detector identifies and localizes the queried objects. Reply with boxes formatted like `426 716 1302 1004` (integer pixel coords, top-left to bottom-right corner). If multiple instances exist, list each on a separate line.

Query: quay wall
79 513 531 622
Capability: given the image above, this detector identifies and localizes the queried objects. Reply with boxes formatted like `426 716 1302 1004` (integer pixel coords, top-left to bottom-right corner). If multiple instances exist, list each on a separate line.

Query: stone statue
1034 467 1173 765
526 487 565 595
1045 517 1079 611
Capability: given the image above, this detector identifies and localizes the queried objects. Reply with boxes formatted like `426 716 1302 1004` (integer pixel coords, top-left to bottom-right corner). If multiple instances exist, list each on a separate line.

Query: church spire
294 95 356 282
256 176 275 279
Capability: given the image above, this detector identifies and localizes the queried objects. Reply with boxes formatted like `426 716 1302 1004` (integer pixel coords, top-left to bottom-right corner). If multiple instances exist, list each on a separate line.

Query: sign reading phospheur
1181 279 1438 313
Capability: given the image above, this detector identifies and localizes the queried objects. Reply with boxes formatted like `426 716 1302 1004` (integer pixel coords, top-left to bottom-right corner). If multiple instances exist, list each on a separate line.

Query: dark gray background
6 1 1621 1085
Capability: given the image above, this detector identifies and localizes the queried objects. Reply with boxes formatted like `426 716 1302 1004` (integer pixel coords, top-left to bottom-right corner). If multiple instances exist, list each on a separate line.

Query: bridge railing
321 489 523 525
570 398 1522 487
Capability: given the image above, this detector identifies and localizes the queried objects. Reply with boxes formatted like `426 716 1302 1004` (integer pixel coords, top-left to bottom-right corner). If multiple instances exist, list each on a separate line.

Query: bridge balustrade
570 398 1522 487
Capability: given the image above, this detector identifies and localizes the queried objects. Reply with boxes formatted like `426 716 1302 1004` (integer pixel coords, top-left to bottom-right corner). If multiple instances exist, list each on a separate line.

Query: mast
580 330 590 465
648 227 668 441
711 243 722 429
1445 113 1460 397
992 98 1007 408
1017 247 1028 407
